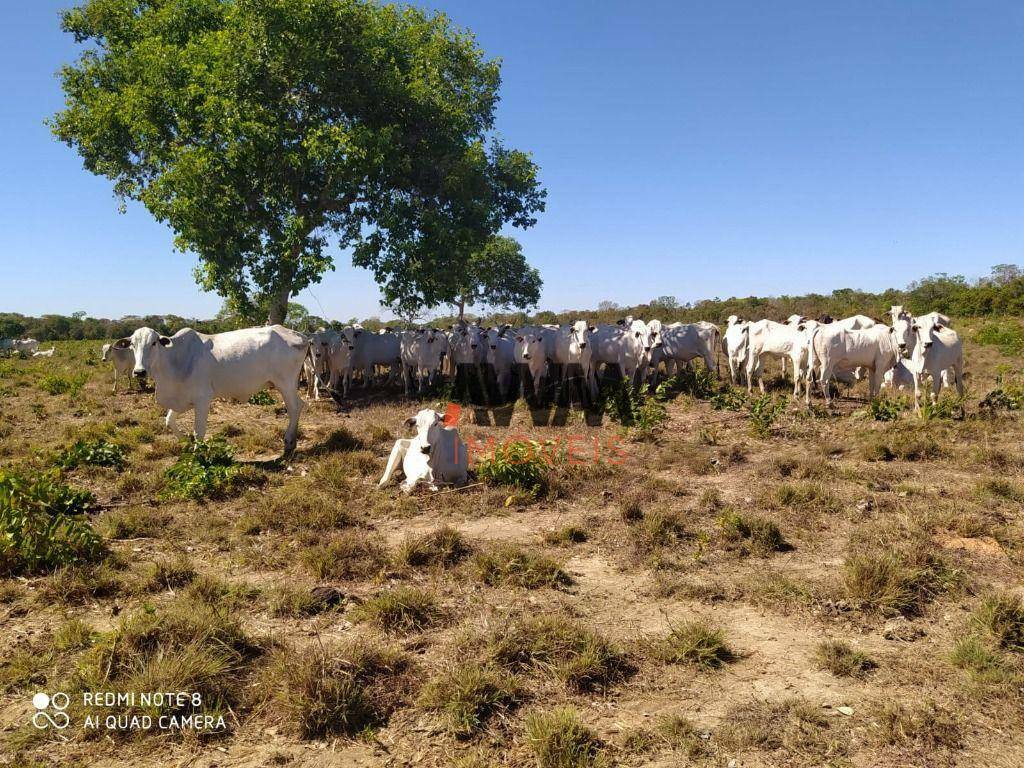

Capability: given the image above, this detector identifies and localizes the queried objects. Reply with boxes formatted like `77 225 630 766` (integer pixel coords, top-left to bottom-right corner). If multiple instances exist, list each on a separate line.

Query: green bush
161 438 240 500
55 438 127 471
39 373 87 396
0 469 104 575
475 440 549 493
748 393 786 437
247 390 275 406
711 388 747 411
975 322 1024 356
601 380 667 439
868 396 904 422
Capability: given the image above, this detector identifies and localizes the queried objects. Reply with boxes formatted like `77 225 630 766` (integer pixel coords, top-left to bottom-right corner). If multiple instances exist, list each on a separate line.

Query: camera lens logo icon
32 692 70 729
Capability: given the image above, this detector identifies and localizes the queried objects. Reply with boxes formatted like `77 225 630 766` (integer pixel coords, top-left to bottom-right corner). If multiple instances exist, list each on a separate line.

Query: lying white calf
32 347 56 358
378 409 469 493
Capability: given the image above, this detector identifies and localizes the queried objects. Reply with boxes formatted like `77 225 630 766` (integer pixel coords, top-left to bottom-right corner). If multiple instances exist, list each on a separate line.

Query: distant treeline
3 266 1022 341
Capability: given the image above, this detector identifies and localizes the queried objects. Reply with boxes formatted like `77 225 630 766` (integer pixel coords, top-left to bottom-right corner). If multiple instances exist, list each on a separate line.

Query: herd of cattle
1 305 963 454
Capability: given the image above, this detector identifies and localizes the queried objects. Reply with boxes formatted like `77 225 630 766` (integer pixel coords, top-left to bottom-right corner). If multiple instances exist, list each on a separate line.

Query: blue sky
1 1 1021 320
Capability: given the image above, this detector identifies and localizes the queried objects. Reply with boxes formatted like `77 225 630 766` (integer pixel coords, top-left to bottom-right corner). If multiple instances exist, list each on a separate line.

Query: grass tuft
525 707 603 768
652 619 734 669
396 526 471 568
472 544 570 589
718 510 788 556
301 531 389 581
351 586 442 634
814 639 875 678
418 662 521 737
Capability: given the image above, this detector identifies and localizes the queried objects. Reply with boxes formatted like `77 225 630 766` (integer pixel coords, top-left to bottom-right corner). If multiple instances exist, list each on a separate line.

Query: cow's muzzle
420 445 431 455
133 369 147 378
579 342 587 349
898 343 907 352
523 353 531 360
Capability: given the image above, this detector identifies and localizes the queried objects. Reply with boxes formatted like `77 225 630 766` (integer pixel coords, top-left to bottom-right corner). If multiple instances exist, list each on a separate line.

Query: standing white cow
805 324 900 405
11 339 39 354
399 329 448 394
378 408 469 492
745 320 810 395
306 327 340 400
451 323 488 397
591 320 649 387
113 325 307 452
551 321 597 400
342 326 400 387
513 327 553 400
660 322 720 380
484 327 517 401
723 316 750 385
910 319 964 414
102 342 137 393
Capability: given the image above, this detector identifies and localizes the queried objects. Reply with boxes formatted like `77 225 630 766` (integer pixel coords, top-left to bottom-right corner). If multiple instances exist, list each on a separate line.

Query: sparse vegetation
652 619 734 669
814 640 875 678
351 586 443 633
472 544 570 589
475 440 550 493
55 437 127 470
419 662 522 736
843 540 958 615
161 437 241 500
525 707 603 768
301 531 389 580
718 510 788 556
396 526 471 568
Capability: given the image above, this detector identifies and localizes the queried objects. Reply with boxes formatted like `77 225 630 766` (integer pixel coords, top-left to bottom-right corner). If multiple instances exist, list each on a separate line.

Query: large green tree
52 0 545 324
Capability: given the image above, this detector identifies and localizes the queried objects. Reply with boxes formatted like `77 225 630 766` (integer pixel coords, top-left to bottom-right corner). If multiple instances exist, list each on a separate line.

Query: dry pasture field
1 321 1023 768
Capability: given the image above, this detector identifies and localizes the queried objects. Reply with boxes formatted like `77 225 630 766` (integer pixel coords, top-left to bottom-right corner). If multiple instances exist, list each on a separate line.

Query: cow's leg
280 386 302 453
379 439 410 487
192 398 211 442
165 410 178 432
112 369 118 394
954 360 964 397
930 371 941 404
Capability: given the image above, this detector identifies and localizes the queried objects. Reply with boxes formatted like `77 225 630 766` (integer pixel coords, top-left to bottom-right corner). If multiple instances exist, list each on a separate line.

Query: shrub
475 440 549 494
718 510 787 556
814 640 875 678
652 619 734 669
487 614 633 692
419 662 522 736
919 392 965 421
472 544 569 589
55 438 127 471
711 388 747 411
396 526 471 568
351 587 442 634
263 641 414 739
161 438 240 500
0 469 103 575
39 373 87 396
666 366 716 400
868 396 904 422
525 707 603 768
975 321 1024 356
247 389 275 405
602 379 667 438
748 393 786 437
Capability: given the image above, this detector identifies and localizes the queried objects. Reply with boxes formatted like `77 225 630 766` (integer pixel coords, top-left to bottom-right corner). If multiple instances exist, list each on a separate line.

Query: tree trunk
267 283 291 326
458 296 466 322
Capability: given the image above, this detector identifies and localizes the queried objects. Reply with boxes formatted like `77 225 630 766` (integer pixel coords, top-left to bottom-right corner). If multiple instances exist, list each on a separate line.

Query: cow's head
891 311 914 354
569 320 591 352
646 318 664 348
514 333 544 363
403 408 446 455
912 320 944 351
817 314 834 324
340 325 360 350
113 327 171 379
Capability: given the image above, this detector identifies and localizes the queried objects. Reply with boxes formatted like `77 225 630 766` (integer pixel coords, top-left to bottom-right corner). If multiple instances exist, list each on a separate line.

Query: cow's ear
589 326 596 332
934 323 944 332
516 335 524 342
158 337 172 347
112 338 131 350
354 330 362 337
434 410 445 422
404 416 417 428
616 319 625 325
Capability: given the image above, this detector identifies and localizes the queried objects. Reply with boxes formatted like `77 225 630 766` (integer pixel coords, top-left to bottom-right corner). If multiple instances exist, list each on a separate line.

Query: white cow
11 338 39 354
513 327 553 399
551 321 597 399
910 319 964 414
591 320 649 387
745 320 810 395
342 326 400 387
805 324 899 405
451 323 488 395
484 327 517 401
306 327 340 400
832 314 877 331
660 322 720 380
32 347 56 358
378 408 469 492
102 342 136 393
881 358 918 392
723 315 750 385
399 329 448 394
113 325 307 452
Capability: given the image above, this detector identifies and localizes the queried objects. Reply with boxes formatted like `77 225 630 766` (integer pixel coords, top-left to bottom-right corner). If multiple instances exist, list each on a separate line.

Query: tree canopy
51 0 545 323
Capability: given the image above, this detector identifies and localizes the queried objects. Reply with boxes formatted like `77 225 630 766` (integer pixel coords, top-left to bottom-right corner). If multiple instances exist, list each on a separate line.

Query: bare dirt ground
1 321 1023 767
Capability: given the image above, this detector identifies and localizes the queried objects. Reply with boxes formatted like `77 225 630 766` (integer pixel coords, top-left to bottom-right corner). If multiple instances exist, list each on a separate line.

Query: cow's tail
713 324 722 377
804 326 820 402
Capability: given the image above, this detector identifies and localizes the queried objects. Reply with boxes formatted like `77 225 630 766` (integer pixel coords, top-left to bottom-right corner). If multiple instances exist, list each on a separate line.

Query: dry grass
396 526 472 568
418 661 522 736
351 586 443 633
651 619 734 669
471 544 570 589
524 707 603 768
814 639 875 678
300 531 389 580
